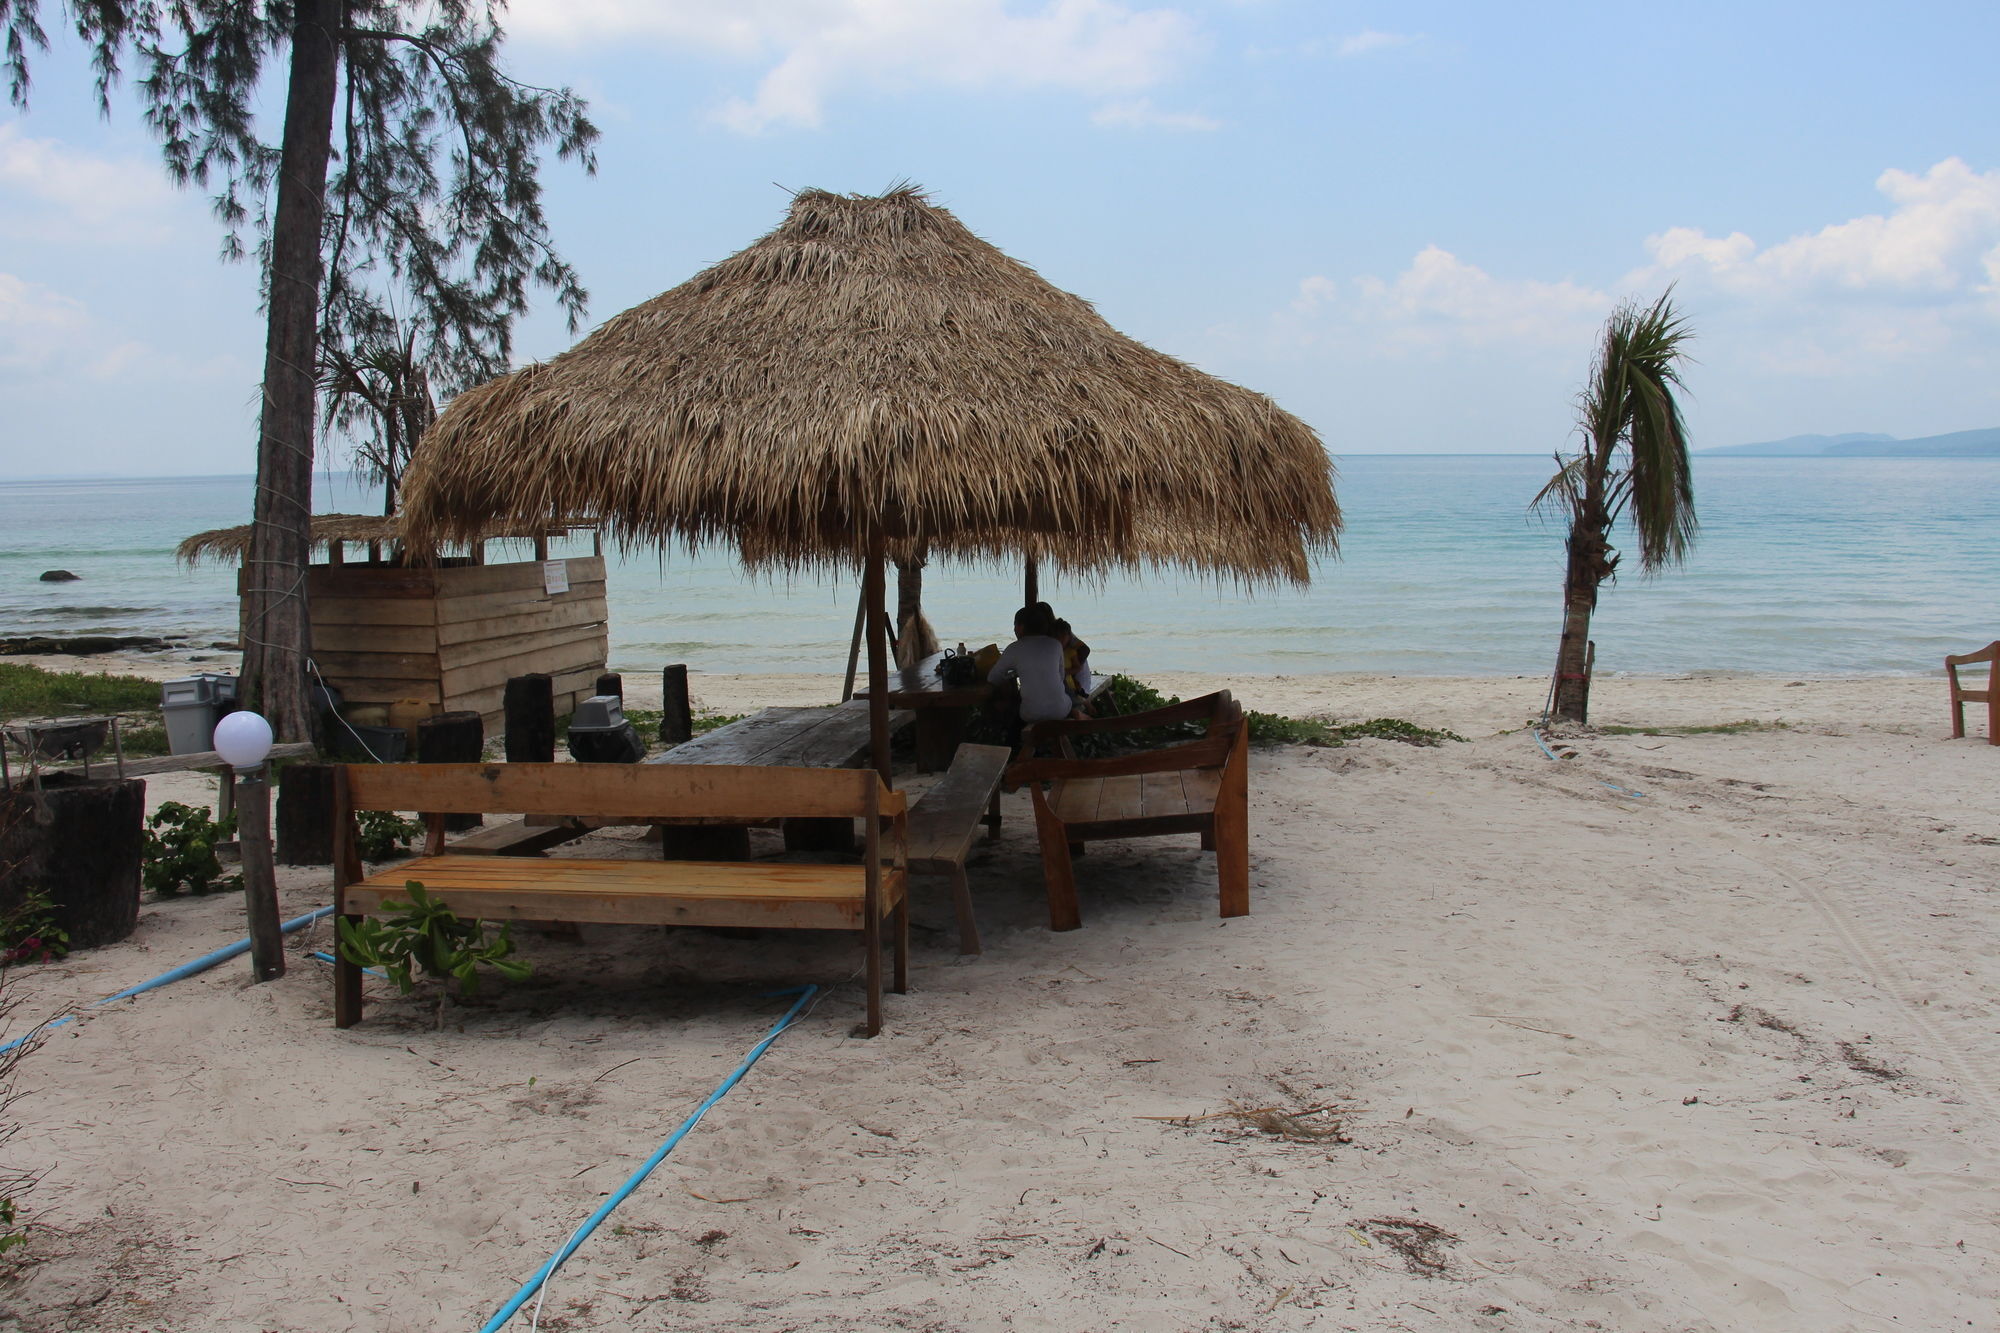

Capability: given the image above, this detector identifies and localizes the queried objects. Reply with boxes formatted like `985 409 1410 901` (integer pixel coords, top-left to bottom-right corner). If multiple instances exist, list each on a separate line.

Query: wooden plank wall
307 557 609 728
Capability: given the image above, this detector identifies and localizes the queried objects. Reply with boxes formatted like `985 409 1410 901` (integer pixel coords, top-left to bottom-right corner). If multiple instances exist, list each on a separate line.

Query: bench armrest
1005 729 1235 787
1024 689 1235 740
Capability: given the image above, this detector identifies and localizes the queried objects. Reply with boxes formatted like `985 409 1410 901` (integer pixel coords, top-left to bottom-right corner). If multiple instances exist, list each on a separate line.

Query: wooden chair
1003 692 1249 931
1945 641 2000 744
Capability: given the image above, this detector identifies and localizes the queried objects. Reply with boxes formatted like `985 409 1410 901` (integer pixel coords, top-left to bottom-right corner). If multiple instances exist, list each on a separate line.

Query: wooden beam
865 535 892 787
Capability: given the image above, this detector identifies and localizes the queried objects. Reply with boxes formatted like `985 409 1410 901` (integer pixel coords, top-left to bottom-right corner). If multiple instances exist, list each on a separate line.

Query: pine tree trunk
1551 516 1603 724
240 1 341 741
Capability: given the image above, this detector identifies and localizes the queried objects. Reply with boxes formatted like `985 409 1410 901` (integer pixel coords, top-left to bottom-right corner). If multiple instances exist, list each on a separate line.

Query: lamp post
214 711 283 982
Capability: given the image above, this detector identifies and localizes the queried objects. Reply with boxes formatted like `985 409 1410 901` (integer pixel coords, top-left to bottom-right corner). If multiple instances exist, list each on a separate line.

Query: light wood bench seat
332 761 908 1034
1006 692 1249 931
905 743 1010 954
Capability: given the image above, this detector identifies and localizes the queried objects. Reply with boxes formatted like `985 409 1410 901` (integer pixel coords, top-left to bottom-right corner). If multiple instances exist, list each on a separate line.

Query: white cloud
505 0 1202 133
1091 98 1217 131
0 271 240 385
1337 29 1416 58
0 122 177 244
1288 246 1607 352
0 273 89 374
1637 157 2000 298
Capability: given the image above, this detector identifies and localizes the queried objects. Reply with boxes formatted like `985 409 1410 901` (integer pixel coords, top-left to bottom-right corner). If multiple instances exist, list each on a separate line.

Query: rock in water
38 569 80 582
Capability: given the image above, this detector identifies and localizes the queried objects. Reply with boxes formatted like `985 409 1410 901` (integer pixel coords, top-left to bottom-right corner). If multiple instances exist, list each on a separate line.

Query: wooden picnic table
650 701 909 769
645 701 912 858
858 651 989 772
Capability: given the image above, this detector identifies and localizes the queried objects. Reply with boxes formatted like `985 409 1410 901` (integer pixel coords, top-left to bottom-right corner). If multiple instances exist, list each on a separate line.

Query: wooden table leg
913 708 967 773
658 825 752 860
783 817 855 853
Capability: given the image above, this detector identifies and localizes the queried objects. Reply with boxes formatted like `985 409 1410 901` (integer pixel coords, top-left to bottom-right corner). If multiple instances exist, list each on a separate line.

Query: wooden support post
276 762 337 865
533 534 550 561
504 674 556 763
1024 554 1039 607
237 768 285 981
417 711 484 832
659 665 693 745
842 586 865 703
864 537 892 787
595 672 623 701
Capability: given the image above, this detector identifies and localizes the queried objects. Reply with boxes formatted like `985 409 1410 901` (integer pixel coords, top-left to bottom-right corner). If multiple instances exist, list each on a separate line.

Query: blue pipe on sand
0 905 337 1055
479 984 820 1332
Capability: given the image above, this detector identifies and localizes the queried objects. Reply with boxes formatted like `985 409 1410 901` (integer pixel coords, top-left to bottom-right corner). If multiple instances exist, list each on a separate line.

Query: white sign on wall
542 559 570 596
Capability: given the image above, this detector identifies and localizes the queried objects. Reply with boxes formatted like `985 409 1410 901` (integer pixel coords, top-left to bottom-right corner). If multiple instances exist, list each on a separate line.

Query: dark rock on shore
0 635 171 656
38 570 80 582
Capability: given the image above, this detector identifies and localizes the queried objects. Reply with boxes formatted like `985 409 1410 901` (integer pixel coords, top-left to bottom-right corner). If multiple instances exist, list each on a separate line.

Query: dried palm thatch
176 514 591 566
398 186 1339 580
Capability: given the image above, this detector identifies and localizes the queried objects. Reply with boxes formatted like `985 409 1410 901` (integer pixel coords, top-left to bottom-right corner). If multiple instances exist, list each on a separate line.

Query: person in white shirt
988 604 1072 733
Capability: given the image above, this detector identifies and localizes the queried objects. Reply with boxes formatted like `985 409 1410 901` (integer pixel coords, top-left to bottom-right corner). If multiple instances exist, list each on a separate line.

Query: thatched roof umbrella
399 186 1340 781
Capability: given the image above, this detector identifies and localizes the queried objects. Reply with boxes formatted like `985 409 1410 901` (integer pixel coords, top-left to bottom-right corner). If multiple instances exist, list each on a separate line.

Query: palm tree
319 326 438 517
1534 291 1696 724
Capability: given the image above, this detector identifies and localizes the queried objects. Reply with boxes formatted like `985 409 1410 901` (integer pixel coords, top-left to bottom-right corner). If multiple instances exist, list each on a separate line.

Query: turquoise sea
2 456 1995 678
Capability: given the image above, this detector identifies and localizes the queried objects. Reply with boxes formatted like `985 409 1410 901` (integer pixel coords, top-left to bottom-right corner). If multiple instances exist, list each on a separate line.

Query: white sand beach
3 669 1994 1330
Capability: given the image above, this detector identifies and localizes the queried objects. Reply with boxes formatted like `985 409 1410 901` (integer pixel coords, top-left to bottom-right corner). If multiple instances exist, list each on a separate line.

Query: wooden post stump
0 775 144 949
276 762 337 865
504 674 556 763
660 665 692 745
595 672 623 701
417 711 484 832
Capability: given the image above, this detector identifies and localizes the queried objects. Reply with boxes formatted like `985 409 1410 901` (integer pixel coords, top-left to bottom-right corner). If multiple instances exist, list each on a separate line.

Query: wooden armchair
1003 692 1249 931
1945 641 2000 744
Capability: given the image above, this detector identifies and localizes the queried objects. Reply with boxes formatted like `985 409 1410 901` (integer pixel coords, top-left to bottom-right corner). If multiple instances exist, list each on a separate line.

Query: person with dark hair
988 604 1069 743
1053 617 1092 705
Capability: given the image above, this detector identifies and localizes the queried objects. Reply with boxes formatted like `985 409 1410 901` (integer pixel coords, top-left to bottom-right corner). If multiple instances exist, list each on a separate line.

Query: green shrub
0 890 69 966
142 802 241 897
356 810 423 862
336 882 531 1026
0 663 159 721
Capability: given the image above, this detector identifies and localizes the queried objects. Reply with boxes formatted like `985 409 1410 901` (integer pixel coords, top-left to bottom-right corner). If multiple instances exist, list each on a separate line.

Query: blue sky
3 0 1997 475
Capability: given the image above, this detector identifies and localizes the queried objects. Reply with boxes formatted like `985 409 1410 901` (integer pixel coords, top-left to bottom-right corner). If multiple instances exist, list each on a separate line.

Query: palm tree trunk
894 548 938 668
241 0 340 740
1551 514 1606 723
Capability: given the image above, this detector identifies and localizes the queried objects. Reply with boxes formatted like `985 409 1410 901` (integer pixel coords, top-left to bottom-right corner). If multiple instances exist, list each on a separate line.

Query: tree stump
660 664 693 745
276 763 337 865
504 674 555 763
418 711 484 832
0 775 144 949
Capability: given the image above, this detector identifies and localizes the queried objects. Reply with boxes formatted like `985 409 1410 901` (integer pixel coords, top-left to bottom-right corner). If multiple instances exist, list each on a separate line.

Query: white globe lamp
213 710 275 773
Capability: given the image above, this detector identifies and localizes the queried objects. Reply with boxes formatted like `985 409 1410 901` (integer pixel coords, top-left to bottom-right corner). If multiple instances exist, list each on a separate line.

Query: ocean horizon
4 455 1996 679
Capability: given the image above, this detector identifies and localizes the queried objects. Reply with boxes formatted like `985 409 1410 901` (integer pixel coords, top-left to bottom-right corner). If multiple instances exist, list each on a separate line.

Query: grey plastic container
567 695 645 764
160 674 239 755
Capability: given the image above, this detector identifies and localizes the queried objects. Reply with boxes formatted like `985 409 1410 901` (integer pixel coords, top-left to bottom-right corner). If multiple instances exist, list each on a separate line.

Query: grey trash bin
160 674 240 755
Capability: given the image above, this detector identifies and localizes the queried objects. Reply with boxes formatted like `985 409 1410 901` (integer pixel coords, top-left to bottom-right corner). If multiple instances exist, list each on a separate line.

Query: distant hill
1704 427 2000 457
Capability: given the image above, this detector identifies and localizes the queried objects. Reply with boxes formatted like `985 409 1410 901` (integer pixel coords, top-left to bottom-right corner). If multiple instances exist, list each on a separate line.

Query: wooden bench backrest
1946 641 2000 683
341 762 903 821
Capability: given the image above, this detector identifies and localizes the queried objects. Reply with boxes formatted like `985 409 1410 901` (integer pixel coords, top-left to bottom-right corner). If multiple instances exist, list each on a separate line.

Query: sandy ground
1 666 1994 1330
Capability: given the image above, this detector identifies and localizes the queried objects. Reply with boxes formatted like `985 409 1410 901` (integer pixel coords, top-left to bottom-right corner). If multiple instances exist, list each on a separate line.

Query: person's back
990 604 1071 723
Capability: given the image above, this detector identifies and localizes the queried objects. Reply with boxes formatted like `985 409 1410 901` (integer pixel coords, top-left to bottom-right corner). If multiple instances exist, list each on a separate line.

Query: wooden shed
182 517 609 729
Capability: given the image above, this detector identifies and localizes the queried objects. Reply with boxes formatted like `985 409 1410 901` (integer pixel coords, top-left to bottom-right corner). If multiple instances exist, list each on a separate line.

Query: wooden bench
331 761 909 1034
905 743 1010 954
1946 641 2000 744
1004 692 1249 932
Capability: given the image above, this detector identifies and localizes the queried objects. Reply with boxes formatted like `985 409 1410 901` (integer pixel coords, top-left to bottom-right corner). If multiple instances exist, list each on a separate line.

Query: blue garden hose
479 984 820 1332
0 905 338 1055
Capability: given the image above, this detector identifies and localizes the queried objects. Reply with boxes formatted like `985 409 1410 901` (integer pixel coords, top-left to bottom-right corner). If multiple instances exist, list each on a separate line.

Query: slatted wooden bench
1004 692 1249 932
905 743 1010 954
331 761 909 1034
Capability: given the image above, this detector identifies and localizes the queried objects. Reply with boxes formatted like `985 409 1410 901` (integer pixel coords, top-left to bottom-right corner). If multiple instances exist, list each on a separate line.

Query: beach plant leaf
336 881 529 1015
141 802 241 897
355 809 423 862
